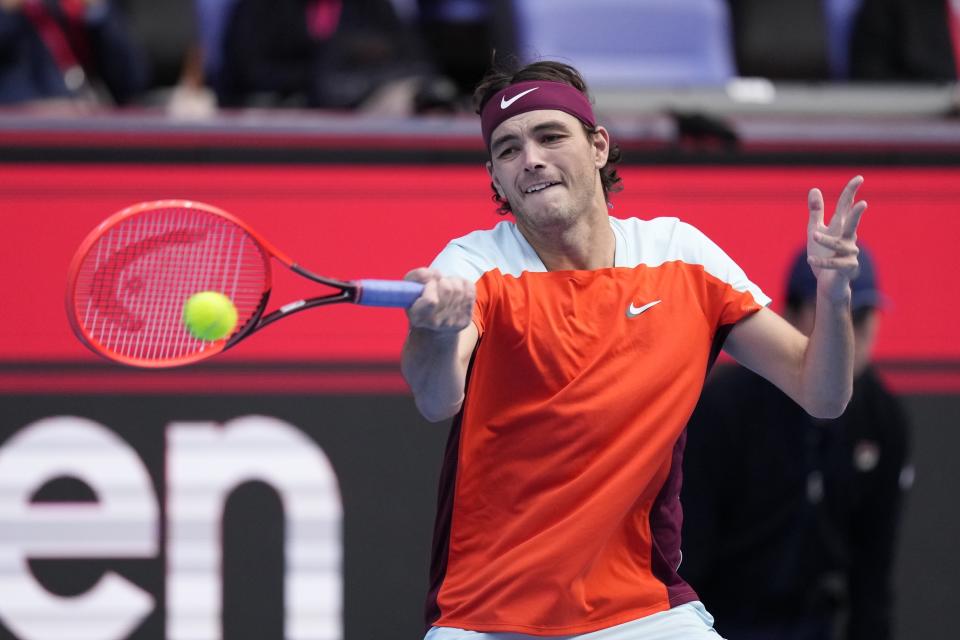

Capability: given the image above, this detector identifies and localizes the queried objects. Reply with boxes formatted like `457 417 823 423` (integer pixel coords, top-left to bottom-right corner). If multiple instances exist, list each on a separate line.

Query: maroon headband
480 80 596 149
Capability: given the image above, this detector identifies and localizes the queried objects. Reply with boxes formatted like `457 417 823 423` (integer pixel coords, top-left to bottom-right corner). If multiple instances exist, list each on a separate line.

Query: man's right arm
401 268 478 422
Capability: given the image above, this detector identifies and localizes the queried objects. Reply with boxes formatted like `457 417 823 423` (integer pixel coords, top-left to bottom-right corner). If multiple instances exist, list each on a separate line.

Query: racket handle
355 280 424 307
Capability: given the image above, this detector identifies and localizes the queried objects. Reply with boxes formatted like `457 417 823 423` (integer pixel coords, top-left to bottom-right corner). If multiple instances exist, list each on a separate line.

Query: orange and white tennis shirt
425 216 770 636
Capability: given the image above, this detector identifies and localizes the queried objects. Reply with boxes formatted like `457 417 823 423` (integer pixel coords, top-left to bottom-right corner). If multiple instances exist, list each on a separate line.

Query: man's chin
515 203 575 227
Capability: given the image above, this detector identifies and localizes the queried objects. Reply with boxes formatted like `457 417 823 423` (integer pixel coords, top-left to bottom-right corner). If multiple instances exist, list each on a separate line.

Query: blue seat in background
822 0 864 79
511 0 737 87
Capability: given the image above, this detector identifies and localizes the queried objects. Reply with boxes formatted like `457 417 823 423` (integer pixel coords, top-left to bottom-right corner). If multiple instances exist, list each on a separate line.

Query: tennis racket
66 200 424 368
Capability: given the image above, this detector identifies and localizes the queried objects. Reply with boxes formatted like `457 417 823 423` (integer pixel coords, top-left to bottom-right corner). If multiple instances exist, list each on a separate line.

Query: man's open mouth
524 181 561 194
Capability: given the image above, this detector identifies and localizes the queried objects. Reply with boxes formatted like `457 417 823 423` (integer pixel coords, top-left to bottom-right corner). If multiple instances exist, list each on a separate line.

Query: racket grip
355 280 425 307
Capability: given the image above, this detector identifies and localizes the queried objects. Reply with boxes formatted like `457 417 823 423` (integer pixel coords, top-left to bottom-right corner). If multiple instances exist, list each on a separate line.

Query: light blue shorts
424 602 725 640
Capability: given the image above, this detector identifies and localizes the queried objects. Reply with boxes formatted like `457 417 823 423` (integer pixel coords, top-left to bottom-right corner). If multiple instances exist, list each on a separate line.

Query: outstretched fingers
827 175 865 235
808 188 825 230
806 176 867 282
807 247 860 271
837 175 864 213
811 231 859 256
808 227 862 278
842 200 868 240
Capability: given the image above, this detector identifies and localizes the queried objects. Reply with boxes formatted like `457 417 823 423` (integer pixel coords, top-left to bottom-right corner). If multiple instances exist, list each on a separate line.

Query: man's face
486 109 609 230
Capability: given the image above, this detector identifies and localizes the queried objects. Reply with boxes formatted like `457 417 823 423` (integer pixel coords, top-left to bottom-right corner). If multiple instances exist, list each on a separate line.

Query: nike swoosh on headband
500 87 540 109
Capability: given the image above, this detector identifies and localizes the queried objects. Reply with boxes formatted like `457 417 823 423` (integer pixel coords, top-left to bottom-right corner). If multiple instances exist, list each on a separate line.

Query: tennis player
401 60 867 640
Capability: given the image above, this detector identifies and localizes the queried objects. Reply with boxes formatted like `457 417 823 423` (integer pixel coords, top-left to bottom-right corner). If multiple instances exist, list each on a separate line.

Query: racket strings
72 207 269 363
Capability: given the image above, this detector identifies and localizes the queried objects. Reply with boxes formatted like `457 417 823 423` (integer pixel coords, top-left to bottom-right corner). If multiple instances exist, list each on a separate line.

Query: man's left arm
724 176 868 419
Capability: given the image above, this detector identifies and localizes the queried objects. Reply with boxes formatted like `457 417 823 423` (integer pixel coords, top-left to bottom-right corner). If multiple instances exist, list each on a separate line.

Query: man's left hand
806 175 868 305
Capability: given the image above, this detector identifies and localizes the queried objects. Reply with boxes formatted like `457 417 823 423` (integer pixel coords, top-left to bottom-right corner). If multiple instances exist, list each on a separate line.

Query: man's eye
497 147 517 158
543 134 563 142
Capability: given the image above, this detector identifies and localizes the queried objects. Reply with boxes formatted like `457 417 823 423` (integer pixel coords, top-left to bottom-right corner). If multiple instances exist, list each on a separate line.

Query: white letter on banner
167 415 343 640
0 416 159 640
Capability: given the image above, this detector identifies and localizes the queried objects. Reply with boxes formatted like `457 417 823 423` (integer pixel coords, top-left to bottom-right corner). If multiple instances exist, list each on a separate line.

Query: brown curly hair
473 60 624 216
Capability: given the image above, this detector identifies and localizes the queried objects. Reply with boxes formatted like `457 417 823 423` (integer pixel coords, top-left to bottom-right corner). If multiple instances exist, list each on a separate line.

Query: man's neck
518 208 615 271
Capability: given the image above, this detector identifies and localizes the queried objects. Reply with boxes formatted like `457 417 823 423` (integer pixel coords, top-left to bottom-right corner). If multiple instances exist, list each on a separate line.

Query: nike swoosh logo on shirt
500 87 539 109
626 300 661 318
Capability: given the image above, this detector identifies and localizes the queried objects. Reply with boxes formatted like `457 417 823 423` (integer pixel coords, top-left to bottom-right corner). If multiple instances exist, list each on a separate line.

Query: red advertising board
2 164 957 392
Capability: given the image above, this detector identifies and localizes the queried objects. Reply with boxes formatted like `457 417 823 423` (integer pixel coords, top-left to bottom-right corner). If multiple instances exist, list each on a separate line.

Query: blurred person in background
416 0 491 97
850 0 959 82
681 246 912 640
192 0 237 95
725 0 959 82
163 0 233 118
0 0 148 106
216 0 450 113
414 0 515 107
726 0 833 80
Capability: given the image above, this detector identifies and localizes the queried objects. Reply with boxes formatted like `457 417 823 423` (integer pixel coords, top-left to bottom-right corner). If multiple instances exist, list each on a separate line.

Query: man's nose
520 144 546 171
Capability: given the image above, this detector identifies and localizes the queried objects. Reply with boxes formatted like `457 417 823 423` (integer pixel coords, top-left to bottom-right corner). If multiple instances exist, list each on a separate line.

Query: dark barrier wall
1 394 958 639
2 158 959 639
0 395 448 640
894 395 960 638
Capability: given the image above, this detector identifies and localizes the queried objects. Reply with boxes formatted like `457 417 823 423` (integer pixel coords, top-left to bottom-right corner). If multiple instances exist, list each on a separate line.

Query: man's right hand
404 268 475 334
401 268 478 422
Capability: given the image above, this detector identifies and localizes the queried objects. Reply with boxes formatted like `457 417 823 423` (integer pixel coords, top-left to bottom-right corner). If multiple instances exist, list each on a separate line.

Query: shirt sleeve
470 274 496 337
676 221 771 327
429 240 491 282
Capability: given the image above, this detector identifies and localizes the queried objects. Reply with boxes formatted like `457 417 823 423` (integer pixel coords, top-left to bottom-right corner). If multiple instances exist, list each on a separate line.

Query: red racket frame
66 200 370 368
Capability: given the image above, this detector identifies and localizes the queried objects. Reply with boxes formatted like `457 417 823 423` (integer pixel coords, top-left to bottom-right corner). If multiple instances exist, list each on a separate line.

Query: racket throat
280 300 308 314
254 290 353 333
291 264 355 293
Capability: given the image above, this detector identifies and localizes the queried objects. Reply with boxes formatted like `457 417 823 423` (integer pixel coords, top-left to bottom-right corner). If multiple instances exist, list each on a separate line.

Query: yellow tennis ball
182 291 238 341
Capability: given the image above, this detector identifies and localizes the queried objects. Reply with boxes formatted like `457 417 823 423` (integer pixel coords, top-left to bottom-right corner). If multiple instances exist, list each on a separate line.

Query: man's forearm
798 176 865 418
401 328 469 422
800 294 854 418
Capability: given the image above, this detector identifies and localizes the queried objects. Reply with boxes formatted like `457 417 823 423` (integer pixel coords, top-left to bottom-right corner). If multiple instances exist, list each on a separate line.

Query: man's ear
592 126 610 168
486 161 505 198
